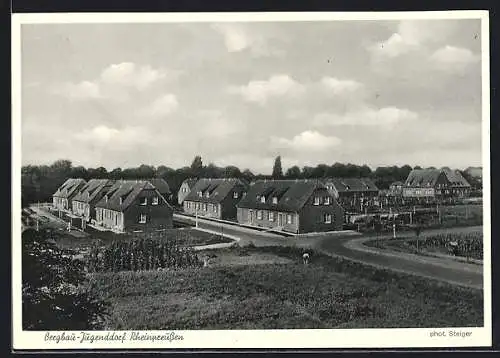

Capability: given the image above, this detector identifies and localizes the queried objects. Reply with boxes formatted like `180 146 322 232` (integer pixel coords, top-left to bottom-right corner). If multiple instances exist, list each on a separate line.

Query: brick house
148 178 172 201
94 180 173 233
236 179 344 234
441 167 471 198
71 179 114 224
52 178 87 212
177 178 198 205
403 169 451 199
322 178 379 213
182 178 247 220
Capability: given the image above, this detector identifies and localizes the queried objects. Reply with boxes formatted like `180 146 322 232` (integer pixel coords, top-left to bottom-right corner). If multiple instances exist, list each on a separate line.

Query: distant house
182 178 247 220
322 178 379 212
52 178 87 212
403 169 450 198
388 181 404 197
177 178 198 205
71 179 114 224
441 167 471 197
94 180 173 233
148 178 172 201
236 179 344 234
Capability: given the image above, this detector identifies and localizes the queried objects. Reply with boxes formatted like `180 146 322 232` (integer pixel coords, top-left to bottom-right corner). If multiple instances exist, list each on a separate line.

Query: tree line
22 155 458 207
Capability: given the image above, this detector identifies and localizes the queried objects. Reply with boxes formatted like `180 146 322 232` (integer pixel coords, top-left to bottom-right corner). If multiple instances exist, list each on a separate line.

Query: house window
257 210 263 220
233 191 239 199
272 197 278 204
115 213 118 225
139 214 147 224
287 214 292 224
313 197 320 205
324 197 331 205
198 191 202 197
260 196 266 203
205 192 210 198
269 212 274 222
152 197 159 205
140 197 147 206
324 213 332 224
203 203 208 211
214 205 218 213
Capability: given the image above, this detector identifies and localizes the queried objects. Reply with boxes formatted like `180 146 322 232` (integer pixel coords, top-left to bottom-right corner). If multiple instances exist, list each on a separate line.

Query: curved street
175 215 484 290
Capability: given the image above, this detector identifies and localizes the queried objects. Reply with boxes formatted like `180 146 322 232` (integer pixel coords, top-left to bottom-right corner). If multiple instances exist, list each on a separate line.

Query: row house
182 178 247 220
52 178 87 212
177 178 198 205
95 180 173 233
322 177 379 213
236 180 344 234
71 179 114 225
403 169 451 199
441 167 471 198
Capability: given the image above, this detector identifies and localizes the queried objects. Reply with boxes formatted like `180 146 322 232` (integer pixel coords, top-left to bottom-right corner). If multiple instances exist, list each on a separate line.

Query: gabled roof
441 168 471 188
183 178 246 204
53 178 87 199
405 169 443 187
95 180 167 212
148 178 171 195
323 178 379 193
72 179 114 203
180 178 198 189
236 179 327 212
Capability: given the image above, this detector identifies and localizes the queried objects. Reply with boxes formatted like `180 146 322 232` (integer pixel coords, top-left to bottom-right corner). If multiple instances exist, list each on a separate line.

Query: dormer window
324 197 331 205
119 197 123 205
152 197 159 205
272 197 278 204
140 197 147 206
105 195 108 203
205 191 210 198
313 197 320 206
87 192 91 199
260 196 266 203
198 191 202 197
233 191 239 199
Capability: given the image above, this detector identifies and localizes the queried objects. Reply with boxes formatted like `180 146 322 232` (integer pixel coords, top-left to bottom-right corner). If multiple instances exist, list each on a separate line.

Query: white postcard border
11 10 491 350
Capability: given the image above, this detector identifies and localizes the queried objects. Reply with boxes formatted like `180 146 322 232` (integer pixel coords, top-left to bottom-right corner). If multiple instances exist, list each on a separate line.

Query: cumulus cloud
75 125 151 149
369 20 459 58
100 62 167 90
229 74 305 105
271 130 341 152
52 62 176 101
313 107 418 128
211 23 250 52
139 94 179 117
430 45 480 72
321 77 364 95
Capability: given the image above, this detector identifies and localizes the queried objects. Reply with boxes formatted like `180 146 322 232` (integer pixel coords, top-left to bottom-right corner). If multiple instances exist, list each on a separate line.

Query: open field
47 227 233 252
365 232 483 261
88 245 483 330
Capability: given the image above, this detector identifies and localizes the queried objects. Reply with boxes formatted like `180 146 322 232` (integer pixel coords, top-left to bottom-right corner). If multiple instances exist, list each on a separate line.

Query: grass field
365 232 483 261
88 246 483 330
51 227 233 252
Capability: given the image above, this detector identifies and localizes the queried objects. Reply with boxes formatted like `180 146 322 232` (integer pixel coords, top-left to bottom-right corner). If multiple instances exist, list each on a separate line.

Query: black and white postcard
11 11 491 350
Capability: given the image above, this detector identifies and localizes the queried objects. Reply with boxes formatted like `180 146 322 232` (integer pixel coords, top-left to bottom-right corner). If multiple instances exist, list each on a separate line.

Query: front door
249 210 255 224
278 213 283 227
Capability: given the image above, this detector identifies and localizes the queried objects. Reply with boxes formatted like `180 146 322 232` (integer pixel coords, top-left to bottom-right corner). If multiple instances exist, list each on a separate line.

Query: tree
22 228 109 330
224 165 241 178
285 166 301 179
272 156 283 179
109 168 123 180
190 156 203 177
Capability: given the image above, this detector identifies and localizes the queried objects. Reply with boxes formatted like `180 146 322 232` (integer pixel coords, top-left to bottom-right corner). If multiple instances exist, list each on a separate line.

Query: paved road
175 215 484 290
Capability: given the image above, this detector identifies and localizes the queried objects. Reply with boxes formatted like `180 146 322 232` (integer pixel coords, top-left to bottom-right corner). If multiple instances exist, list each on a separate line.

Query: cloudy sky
21 18 483 174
